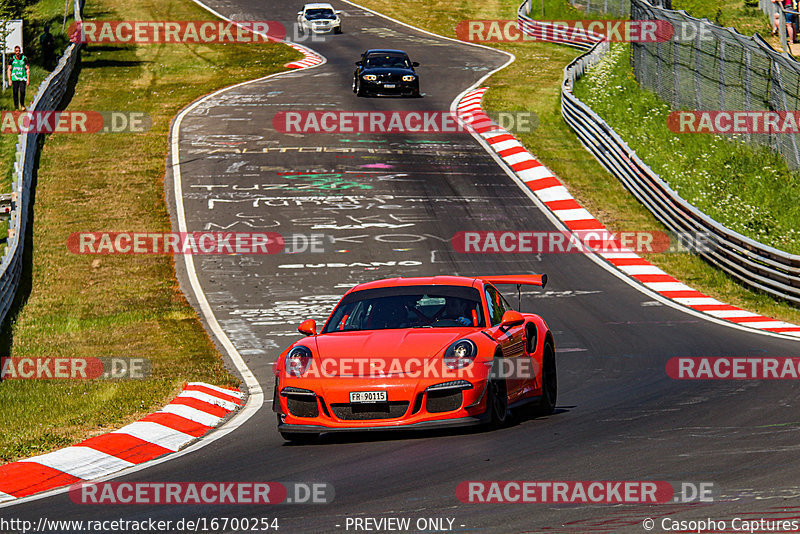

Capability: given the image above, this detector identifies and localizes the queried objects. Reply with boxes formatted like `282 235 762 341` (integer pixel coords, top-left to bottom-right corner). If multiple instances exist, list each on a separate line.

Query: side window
484 285 510 326
486 286 514 326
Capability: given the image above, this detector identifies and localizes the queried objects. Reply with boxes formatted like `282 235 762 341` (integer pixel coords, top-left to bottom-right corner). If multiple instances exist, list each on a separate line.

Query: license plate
350 390 387 403
383 84 396 88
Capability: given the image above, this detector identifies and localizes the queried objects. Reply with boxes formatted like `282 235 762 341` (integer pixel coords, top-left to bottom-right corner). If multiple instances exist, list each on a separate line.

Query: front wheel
485 358 508 429
355 78 365 97
534 342 557 416
334 26 342 34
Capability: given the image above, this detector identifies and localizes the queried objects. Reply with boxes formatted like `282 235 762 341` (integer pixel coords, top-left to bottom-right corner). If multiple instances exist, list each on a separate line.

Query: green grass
350 0 800 325
672 0 771 36
0 0 301 463
574 43 800 254
0 0 75 247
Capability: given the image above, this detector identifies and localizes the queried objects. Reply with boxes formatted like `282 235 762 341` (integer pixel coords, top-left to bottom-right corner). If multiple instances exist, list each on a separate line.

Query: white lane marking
0 0 331 508
177 390 239 411
188 381 244 398
19 447 134 480
112 422 195 452
453 88 799 341
160 404 223 427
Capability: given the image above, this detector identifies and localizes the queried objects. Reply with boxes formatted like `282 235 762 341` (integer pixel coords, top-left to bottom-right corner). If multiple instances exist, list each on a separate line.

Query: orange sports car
273 275 556 442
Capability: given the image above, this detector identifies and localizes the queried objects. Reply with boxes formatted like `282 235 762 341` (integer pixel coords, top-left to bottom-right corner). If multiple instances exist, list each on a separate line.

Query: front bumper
360 79 419 96
275 374 490 432
278 414 489 434
303 21 341 33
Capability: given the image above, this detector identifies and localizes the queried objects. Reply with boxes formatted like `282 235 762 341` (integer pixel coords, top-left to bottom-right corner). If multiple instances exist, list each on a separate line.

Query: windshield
364 54 411 69
323 285 485 333
306 8 335 20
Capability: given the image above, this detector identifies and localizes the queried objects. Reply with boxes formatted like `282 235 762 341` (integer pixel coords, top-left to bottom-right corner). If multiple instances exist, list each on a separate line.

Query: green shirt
9 55 27 82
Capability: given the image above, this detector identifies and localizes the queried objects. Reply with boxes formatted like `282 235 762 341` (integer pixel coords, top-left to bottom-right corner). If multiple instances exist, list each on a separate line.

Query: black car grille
330 401 409 420
286 397 319 418
375 73 404 82
426 390 463 413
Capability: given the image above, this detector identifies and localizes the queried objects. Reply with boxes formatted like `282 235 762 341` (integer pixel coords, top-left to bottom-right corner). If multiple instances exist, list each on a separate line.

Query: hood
312 329 467 377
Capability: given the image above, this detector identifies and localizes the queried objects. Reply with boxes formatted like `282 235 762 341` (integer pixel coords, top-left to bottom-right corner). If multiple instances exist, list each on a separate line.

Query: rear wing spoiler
476 274 547 289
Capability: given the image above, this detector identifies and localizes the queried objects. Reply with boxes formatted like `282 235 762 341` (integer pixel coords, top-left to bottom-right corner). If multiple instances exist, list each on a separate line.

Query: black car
352 49 420 97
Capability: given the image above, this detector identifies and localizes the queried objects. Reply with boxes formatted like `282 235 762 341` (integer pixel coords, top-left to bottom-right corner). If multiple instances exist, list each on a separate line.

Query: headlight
402 75 416 82
443 339 477 369
363 74 377 81
285 345 313 376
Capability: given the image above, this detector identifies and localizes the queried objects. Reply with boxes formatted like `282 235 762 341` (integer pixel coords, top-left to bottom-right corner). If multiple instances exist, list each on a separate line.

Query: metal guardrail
517 1 800 305
0 1 83 326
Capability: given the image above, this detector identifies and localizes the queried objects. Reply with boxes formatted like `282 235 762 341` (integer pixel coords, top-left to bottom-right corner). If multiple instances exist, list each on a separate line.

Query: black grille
426 390 463 413
286 396 319 418
331 401 409 420
377 73 403 82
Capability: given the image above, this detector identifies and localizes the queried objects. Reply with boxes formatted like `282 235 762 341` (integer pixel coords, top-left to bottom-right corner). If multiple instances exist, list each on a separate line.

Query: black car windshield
305 8 335 20
364 54 411 69
323 285 485 332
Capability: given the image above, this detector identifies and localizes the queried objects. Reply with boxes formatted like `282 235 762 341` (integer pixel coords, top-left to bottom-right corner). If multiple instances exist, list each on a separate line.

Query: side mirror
297 11 303 16
500 310 524 329
335 10 342 14
412 61 420 67
298 319 317 336
355 60 362 66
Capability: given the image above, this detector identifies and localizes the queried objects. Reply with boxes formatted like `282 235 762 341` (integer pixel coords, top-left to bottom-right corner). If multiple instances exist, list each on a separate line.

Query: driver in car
442 298 475 327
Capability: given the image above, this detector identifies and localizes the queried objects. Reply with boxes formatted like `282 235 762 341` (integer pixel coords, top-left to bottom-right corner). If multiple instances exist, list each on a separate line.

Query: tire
355 79 365 97
534 342 557 416
486 357 508 428
298 24 305 35
334 26 342 34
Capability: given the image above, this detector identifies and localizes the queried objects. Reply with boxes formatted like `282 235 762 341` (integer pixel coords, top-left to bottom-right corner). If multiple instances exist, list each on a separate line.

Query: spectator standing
785 0 797 45
6 46 29 111
40 26 55 70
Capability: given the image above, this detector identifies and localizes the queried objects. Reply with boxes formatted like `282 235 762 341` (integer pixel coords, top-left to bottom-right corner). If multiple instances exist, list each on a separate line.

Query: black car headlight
363 74 377 81
285 345 313 376
443 339 477 369
402 75 416 82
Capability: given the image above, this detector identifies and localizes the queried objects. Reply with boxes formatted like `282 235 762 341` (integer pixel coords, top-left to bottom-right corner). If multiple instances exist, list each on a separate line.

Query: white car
297 3 342 34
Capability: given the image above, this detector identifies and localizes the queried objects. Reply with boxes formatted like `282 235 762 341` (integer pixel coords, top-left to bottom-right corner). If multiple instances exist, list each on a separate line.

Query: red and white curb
0 382 243 502
457 87 800 339
284 42 324 69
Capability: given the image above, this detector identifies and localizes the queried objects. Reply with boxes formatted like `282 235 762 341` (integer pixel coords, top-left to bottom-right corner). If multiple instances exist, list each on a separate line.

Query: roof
303 3 335 9
363 49 409 56
349 276 480 293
